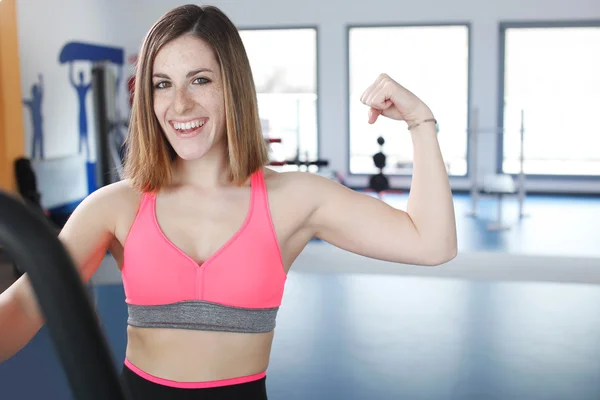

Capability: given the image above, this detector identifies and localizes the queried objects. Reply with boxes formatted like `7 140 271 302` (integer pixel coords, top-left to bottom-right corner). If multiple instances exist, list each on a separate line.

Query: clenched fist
360 73 435 128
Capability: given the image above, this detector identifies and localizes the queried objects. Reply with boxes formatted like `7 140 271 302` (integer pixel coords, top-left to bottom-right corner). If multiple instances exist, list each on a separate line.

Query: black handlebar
0 191 130 400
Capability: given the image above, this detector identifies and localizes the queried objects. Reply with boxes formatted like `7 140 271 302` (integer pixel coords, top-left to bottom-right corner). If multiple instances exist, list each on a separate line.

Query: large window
501 24 600 176
239 28 318 170
348 24 470 176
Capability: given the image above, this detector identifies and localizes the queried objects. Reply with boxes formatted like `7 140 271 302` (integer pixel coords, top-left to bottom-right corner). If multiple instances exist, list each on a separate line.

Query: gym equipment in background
369 136 389 195
264 137 345 184
268 159 330 168
7 158 50 277
466 107 529 231
265 137 330 169
91 61 128 186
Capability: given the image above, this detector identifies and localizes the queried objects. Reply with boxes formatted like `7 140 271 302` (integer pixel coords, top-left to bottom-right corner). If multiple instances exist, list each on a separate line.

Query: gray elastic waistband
127 301 279 333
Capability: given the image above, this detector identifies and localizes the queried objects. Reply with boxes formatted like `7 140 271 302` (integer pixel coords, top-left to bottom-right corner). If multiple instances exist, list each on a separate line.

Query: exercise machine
0 191 131 399
466 108 529 231
264 137 344 184
91 61 128 186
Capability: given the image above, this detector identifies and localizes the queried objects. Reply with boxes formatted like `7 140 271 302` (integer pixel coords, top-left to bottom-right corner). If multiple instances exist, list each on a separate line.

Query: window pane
239 28 318 172
502 26 600 176
348 25 469 176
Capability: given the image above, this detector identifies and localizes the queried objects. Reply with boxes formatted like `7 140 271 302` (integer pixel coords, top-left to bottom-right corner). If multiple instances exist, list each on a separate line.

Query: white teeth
174 120 205 130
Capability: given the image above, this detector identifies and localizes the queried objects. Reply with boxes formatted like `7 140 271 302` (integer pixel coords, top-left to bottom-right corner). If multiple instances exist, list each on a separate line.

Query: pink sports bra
120 169 287 334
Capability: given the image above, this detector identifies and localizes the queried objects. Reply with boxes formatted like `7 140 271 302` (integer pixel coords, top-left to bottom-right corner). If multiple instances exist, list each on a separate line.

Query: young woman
0 4 456 399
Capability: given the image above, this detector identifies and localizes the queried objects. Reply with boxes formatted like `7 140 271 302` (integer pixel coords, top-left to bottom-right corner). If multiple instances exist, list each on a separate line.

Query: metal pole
518 109 528 219
296 97 301 168
486 192 511 231
466 107 479 217
0 192 130 400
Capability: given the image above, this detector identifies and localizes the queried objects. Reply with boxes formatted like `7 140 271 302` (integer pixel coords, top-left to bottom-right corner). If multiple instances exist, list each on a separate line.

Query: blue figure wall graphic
22 74 44 159
58 41 124 194
69 63 92 161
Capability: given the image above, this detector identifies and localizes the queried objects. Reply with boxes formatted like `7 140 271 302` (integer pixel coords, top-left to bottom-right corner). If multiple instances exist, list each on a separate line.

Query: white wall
17 0 600 198
115 0 600 194
16 0 130 208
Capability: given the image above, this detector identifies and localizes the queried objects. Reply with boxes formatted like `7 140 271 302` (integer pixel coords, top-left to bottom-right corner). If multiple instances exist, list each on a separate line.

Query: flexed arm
304 74 457 266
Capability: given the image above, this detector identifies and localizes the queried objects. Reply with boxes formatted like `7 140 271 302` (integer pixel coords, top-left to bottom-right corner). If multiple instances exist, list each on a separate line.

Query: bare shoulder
98 179 143 210
263 167 343 194
76 179 142 216
54 180 143 280
95 180 144 240
63 179 143 240
261 168 349 256
262 167 350 216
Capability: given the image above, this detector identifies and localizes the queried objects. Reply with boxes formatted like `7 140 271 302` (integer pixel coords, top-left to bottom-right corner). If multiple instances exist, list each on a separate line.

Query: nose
173 87 193 114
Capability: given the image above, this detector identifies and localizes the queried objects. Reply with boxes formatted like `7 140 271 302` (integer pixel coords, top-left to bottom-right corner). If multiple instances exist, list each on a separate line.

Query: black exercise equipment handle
0 191 130 400
269 159 329 167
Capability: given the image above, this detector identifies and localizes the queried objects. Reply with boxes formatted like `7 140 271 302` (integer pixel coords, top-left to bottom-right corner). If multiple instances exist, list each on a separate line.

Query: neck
171 147 230 189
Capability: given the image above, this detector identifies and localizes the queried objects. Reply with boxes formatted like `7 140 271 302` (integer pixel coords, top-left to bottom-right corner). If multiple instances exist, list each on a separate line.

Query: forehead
153 34 219 73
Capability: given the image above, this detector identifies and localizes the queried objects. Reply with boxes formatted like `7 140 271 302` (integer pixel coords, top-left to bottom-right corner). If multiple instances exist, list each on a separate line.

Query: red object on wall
127 54 138 108
127 75 135 108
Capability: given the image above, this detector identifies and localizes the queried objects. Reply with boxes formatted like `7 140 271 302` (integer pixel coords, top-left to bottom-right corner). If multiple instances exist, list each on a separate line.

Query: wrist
407 117 437 131
405 105 435 129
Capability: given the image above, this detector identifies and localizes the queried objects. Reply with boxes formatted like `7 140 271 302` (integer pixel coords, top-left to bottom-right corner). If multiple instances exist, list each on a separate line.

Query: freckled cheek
152 93 170 130
211 97 225 121
153 90 169 107
205 89 225 124
191 89 224 120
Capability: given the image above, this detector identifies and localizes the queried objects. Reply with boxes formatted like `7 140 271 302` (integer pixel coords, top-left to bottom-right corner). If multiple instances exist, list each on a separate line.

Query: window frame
497 20 600 181
345 22 473 179
237 25 321 165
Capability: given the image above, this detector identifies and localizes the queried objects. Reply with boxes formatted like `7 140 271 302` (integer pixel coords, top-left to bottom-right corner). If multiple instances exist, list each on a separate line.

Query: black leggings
119 364 269 400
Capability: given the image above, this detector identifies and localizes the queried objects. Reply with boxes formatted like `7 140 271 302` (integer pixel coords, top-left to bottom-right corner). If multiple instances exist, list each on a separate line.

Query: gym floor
1 192 600 399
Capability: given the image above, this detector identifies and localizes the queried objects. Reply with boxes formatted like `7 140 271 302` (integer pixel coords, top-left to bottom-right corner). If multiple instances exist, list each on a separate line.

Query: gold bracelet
407 118 437 130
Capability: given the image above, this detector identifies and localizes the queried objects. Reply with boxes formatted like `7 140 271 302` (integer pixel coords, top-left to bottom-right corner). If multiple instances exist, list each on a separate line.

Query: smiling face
152 34 226 161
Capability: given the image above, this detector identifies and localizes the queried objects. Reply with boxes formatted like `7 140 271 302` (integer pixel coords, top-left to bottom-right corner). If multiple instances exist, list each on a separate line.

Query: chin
165 132 212 160
173 146 211 161
164 124 225 162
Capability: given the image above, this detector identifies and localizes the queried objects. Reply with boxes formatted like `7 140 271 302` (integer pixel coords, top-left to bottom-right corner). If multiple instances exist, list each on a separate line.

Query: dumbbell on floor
369 136 389 194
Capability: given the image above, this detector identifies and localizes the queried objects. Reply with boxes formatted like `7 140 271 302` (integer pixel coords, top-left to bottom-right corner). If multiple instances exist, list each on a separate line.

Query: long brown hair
123 4 269 192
